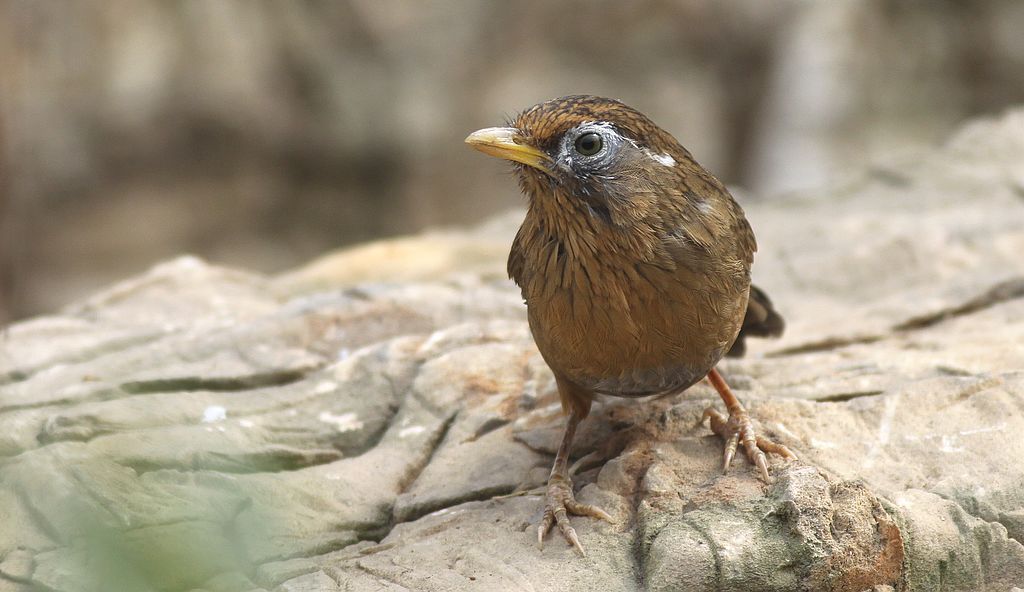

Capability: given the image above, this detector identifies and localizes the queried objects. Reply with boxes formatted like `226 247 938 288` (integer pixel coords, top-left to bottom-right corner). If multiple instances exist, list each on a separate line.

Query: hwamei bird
465 95 796 555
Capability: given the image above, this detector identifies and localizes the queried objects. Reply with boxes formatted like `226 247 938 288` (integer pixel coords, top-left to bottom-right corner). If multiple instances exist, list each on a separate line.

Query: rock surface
2 110 1024 591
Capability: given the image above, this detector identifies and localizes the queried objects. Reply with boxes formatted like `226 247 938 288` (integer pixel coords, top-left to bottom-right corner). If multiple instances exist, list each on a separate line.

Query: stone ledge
2 109 1024 591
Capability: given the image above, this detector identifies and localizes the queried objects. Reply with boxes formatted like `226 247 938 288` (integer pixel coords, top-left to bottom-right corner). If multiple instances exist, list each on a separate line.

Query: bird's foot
702 405 796 483
537 472 612 556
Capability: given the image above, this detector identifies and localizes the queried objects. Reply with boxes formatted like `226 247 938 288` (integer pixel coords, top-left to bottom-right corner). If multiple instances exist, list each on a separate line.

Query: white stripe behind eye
645 149 676 167
574 122 676 167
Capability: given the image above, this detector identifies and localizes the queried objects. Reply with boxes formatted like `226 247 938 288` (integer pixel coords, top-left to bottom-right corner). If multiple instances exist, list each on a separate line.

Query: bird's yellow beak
465 127 553 174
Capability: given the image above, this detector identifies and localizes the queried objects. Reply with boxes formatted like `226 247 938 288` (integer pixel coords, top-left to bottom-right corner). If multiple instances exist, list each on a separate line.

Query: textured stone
2 110 1024 590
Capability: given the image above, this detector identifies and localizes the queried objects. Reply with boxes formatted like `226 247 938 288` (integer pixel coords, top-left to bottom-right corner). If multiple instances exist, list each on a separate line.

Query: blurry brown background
2 0 1023 324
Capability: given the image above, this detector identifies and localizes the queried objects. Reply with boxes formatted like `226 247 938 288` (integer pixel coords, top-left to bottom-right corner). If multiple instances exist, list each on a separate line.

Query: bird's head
466 95 702 226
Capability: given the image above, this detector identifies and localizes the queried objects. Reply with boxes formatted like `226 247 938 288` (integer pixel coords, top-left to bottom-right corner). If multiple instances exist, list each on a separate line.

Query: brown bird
465 95 795 555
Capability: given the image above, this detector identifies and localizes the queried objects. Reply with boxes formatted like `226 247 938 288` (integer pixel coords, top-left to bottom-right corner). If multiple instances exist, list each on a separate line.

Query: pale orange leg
702 367 796 482
537 408 613 556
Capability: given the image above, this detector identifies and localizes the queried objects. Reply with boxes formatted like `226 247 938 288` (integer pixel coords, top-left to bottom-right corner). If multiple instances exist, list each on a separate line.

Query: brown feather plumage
467 95 794 555
507 96 760 400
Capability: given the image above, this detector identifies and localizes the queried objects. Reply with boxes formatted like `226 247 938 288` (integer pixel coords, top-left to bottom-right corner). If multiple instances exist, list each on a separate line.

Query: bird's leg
538 408 613 556
702 367 796 482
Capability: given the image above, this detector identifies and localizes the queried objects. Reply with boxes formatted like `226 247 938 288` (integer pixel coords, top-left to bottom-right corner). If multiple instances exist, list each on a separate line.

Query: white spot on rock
202 405 227 423
863 393 899 468
810 438 838 450
318 411 364 432
239 419 255 428
419 330 446 353
773 422 799 440
713 519 751 560
428 507 465 518
315 381 338 395
399 425 426 438
959 422 1006 436
939 435 965 453
903 422 1005 450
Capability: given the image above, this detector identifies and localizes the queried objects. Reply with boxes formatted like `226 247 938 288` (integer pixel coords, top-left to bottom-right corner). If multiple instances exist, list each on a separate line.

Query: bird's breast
519 243 749 398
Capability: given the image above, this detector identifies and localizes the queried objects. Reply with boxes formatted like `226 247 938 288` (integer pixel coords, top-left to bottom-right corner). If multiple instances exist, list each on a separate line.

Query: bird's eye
573 132 603 156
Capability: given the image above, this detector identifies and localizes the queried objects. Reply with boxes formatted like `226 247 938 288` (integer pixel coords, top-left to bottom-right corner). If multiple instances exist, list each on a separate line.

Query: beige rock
1 110 1024 591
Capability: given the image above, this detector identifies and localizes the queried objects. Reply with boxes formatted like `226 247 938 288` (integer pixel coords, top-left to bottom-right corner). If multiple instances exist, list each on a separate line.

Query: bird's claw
537 473 612 556
702 407 796 483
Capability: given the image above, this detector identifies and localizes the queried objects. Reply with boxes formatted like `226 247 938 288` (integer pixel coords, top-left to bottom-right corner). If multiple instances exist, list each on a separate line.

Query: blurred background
2 0 1023 324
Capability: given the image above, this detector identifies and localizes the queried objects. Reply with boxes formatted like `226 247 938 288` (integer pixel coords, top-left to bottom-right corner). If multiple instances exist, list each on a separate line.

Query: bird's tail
727 284 785 357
